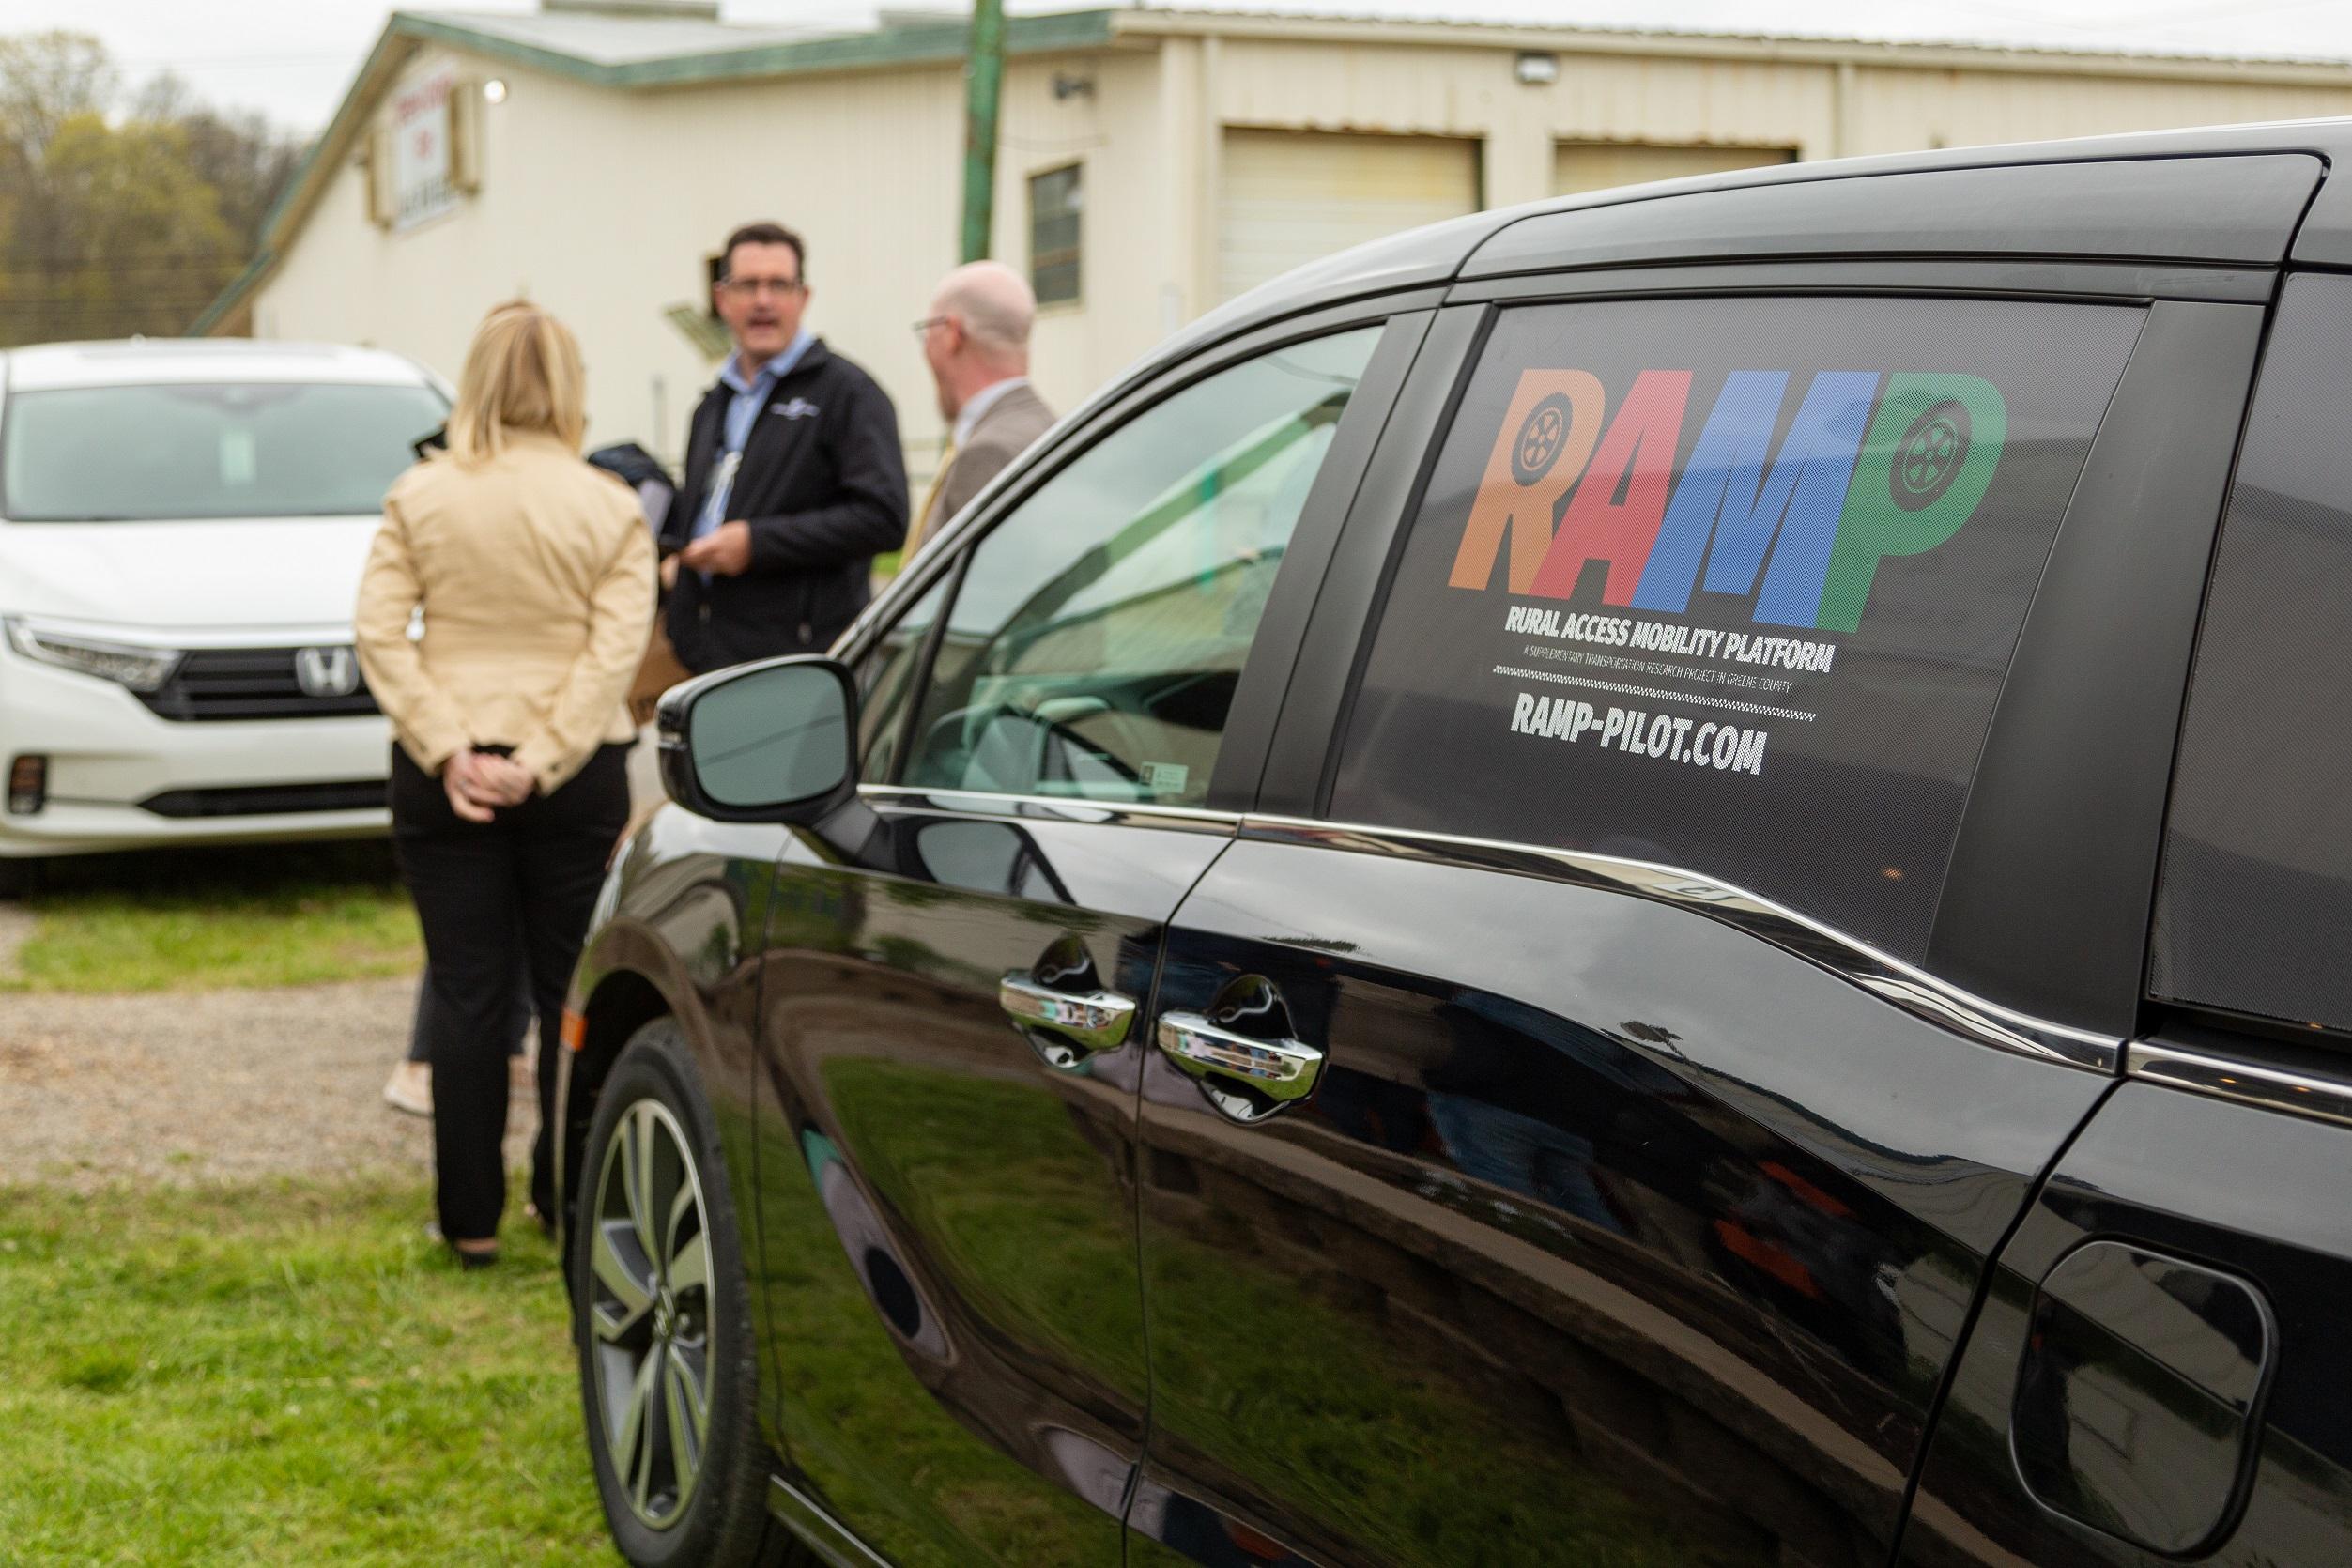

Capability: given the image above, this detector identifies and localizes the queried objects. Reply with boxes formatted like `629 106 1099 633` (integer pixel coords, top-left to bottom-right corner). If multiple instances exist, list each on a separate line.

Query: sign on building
392 69 458 231
369 65 481 232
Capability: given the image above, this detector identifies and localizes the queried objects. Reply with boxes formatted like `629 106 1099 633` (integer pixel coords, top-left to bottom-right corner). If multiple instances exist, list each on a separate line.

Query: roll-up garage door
1218 129 1481 302
1552 141 1795 197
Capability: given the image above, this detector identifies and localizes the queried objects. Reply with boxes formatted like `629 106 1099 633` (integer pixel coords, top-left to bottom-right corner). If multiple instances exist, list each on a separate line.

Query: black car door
1127 282 2264 1567
734 314 1427 1567
1899 272 2352 1567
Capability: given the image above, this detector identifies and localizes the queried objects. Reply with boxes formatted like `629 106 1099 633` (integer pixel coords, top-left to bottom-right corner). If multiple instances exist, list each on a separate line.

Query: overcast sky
9 0 2352 134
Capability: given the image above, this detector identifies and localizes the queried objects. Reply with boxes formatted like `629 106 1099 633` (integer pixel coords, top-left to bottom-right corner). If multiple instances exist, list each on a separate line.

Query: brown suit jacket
912 380 1056 554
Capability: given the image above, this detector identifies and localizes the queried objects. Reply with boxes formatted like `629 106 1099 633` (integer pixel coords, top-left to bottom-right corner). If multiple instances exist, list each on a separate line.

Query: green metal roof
396 7 1114 90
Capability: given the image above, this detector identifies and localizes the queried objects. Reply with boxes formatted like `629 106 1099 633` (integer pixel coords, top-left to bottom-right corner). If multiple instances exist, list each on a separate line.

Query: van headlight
2 618 184 692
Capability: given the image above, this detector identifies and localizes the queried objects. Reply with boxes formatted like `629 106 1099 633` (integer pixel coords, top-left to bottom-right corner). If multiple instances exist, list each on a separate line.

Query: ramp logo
1448 368 2006 632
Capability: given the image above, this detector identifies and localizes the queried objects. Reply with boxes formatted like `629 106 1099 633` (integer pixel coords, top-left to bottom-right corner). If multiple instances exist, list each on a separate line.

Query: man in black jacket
667 221 909 672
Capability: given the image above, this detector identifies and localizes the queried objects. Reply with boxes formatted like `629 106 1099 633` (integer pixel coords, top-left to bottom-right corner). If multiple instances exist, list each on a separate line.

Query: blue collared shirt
691 331 815 556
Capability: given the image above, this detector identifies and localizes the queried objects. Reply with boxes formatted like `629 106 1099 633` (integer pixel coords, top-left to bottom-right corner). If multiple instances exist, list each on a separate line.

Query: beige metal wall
990 47 1179 442
1201 34 1838 219
1194 27 2352 201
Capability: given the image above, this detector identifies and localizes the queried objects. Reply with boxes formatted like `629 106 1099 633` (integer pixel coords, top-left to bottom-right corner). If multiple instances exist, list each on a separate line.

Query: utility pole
960 0 1005 263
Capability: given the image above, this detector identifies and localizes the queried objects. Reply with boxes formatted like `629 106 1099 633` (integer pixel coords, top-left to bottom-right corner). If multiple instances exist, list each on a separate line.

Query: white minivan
0 340 447 891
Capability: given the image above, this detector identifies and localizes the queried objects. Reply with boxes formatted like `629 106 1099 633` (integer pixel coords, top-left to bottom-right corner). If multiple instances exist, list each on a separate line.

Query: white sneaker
383 1060 432 1116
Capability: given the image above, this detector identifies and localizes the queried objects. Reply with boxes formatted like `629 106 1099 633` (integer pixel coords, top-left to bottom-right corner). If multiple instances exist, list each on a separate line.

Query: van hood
0 516 380 636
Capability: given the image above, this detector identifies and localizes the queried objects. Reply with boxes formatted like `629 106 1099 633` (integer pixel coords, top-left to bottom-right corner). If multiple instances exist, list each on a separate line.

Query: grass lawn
0 1176 608 1566
2 842 421 993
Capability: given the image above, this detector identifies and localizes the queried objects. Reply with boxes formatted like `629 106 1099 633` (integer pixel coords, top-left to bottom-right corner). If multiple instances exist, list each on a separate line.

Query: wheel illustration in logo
1890 400 1971 513
1511 393 1577 486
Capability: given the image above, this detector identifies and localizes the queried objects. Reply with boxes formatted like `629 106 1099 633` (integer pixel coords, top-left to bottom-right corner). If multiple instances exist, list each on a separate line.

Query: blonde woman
355 301 654 1268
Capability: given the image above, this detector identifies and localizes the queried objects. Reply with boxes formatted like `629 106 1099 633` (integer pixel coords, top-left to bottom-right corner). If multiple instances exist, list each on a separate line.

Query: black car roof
1134 116 2352 397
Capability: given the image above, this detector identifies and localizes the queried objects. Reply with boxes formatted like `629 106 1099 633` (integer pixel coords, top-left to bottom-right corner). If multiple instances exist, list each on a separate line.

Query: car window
1 381 447 521
856 574 949 781
1329 294 2144 962
899 327 1384 809
2151 273 2352 1032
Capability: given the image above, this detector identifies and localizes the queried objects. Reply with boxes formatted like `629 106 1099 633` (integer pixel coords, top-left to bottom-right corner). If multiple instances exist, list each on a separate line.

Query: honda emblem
295 646 361 699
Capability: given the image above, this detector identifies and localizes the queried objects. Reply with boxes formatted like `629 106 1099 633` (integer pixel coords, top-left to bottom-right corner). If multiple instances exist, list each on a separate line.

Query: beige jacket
354 431 656 795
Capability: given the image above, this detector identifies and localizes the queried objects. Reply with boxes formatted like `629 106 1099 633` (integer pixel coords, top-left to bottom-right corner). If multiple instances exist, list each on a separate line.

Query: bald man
904 260 1056 556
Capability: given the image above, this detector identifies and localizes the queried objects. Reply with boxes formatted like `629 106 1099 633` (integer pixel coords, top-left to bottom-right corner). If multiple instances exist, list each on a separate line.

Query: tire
574 1018 802 1568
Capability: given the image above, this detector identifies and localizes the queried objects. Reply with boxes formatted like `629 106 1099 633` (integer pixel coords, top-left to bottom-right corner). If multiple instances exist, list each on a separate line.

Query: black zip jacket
665 338 908 673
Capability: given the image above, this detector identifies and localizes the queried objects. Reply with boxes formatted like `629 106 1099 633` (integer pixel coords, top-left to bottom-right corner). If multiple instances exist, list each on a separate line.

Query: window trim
861 783 1240 838
1444 255 2277 309
1242 811 2121 1072
837 291 1444 808
2130 1037 2352 1131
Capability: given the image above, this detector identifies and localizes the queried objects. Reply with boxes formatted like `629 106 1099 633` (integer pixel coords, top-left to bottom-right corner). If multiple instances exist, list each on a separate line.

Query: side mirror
657 655 857 824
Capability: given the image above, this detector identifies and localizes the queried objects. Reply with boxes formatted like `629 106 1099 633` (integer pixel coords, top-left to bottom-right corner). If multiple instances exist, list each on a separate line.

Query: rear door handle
999 976 1136 1053
1156 1011 1324 1123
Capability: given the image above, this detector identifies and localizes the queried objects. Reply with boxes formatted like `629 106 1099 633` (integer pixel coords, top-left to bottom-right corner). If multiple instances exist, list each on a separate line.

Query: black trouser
391 744 629 1243
407 959 530 1063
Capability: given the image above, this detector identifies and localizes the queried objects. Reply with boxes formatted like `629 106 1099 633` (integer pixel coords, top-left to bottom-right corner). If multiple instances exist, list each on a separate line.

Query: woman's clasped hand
442 748 535 822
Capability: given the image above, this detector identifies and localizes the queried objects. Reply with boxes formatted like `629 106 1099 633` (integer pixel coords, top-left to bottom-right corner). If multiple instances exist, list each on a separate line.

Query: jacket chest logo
773 398 821 421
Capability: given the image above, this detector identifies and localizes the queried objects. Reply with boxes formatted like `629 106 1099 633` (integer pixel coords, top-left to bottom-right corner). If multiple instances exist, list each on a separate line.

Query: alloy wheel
587 1098 715 1531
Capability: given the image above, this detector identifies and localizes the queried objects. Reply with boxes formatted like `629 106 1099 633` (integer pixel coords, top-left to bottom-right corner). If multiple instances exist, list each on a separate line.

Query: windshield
1 381 446 522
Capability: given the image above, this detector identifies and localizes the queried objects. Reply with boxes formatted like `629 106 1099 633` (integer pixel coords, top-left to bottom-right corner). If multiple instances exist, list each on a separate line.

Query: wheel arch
558 937 687 1231
576 966 670 1096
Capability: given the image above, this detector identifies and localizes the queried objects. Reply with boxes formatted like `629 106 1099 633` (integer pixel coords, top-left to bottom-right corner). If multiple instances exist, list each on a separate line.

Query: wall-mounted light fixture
483 78 509 104
1514 52 1560 85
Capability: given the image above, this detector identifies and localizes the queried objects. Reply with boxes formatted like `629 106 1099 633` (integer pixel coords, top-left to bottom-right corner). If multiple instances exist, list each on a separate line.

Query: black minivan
556 121 2352 1568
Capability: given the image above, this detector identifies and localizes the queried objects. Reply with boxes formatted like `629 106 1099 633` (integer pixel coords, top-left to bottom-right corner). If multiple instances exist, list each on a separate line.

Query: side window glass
902 327 1383 808
2152 273 2352 1031
1330 295 2144 961
857 576 949 782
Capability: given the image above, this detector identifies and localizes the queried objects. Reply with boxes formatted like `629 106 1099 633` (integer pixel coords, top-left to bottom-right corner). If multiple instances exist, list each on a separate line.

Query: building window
1029 163 1082 306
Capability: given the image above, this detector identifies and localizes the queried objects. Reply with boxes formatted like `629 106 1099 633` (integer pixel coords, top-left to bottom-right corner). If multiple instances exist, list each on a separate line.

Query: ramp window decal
1334 294 2143 960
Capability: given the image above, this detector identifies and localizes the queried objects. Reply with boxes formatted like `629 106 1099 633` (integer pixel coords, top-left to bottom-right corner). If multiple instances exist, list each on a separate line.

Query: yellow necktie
903 442 957 559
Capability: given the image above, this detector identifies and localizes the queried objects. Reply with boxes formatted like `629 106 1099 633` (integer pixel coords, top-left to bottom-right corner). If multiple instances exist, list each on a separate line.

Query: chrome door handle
999 976 1136 1052
1156 1011 1324 1122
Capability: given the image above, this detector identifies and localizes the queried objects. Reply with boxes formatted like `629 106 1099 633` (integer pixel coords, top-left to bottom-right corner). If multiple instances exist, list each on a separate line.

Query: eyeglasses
911 315 956 337
720 276 805 299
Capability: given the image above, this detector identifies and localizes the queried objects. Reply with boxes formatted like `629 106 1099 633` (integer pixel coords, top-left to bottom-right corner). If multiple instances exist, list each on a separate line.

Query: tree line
0 31 300 346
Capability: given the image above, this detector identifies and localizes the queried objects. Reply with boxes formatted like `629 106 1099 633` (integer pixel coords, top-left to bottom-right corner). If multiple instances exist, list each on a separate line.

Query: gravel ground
0 738 653 1189
0 735 658 1194
0 971 537 1191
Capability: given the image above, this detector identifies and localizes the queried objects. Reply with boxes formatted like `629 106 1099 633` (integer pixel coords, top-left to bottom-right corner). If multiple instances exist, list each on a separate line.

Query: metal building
203 0 2352 477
